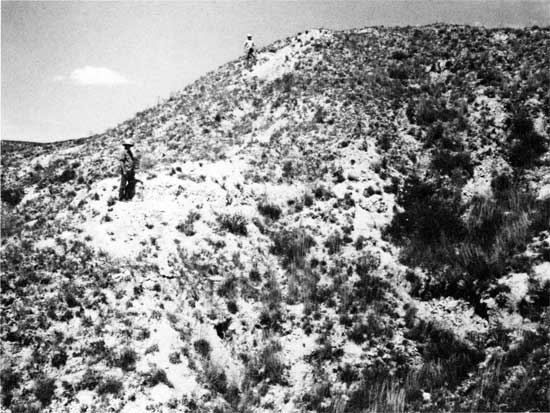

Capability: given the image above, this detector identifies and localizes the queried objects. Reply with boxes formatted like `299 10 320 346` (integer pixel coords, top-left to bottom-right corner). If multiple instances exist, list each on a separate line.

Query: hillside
1 25 549 412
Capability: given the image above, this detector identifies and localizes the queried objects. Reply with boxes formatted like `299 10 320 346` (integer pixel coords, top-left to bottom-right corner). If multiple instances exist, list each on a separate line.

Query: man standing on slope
244 34 256 67
118 138 139 201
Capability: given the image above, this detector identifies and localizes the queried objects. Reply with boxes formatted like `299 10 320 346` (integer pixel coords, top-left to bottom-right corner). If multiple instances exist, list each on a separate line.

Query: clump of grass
1 367 20 408
204 362 227 394
97 377 123 395
1 186 24 207
51 350 68 368
142 367 173 388
313 184 333 200
217 213 248 236
348 312 393 344
193 339 211 358
176 210 201 236
388 64 409 80
79 369 101 390
34 377 56 406
246 340 287 386
405 319 484 389
324 231 343 255
144 344 159 355
114 347 138 371
347 379 406 413
507 110 547 168
259 272 284 330
270 227 315 268
257 199 282 220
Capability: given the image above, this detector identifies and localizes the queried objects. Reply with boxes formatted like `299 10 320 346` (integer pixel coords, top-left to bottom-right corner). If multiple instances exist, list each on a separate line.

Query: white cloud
52 75 65 82
66 66 131 86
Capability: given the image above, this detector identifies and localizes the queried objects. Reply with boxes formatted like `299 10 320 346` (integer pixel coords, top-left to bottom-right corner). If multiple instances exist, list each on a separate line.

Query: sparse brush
507 111 547 167
51 350 68 368
79 369 101 391
114 347 138 371
97 376 123 395
193 339 211 358
217 212 248 236
259 272 284 330
257 199 282 220
140 154 157 170
246 340 287 386
34 377 56 406
347 378 406 413
142 367 173 388
270 227 315 268
1 186 24 207
1 367 20 408
324 231 343 255
204 362 227 394
143 344 159 355
176 210 201 236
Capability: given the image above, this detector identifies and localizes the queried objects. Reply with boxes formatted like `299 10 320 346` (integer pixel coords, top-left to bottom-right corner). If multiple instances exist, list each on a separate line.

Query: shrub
51 350 68 368
388 64 409 80
143 344 159 355
313 184 333 200
387 176 465 249
217 213 248 236
354 235 367 250
204 362 227 394
257 200 282 220
353 273 390 309
431 148 473 177
34 377 56 406
1 368 20 407
391 50 409 60
282 160 294 180
406 320 484 388
56 168 76 183
194 339 211 358
324 231 343 254
507 111 547 167
415 100 439 125
97 377 123 395
259 272 284 330
347 379 406 413
142 367 173 388
1 209 23 237
477 67 502 86
518 280 550 322
1 186 24 207
79 369 101 390
270 227 315 268
303 192 314 207
348 312 392 344
457 326 549 412
176 210 201 236
246 340 286 385
140 154 157 170
115 347 138 371
313 106 325 123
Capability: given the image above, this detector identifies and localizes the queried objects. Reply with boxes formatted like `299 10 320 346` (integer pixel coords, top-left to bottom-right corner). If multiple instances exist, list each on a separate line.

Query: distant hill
1 25 549 412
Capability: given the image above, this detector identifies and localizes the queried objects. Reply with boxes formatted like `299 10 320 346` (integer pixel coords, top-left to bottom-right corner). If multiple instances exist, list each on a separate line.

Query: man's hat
123 138 134 147
247 34 252 38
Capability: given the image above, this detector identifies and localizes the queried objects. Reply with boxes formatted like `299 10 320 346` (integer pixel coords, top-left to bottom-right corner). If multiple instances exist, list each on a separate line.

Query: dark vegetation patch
217 213 248 236
270 227 315 268
257 200 282 220
507 110 547 168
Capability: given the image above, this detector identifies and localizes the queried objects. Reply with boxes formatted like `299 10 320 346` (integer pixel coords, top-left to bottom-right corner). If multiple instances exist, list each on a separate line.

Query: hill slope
1 25 549 412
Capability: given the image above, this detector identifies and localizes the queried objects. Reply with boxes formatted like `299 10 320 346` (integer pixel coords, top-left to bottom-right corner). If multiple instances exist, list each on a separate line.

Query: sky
2 1 549 143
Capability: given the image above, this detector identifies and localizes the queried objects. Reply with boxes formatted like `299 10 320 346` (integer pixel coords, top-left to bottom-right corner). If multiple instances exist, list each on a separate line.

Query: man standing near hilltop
244 34 256 67
118 137 139 201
